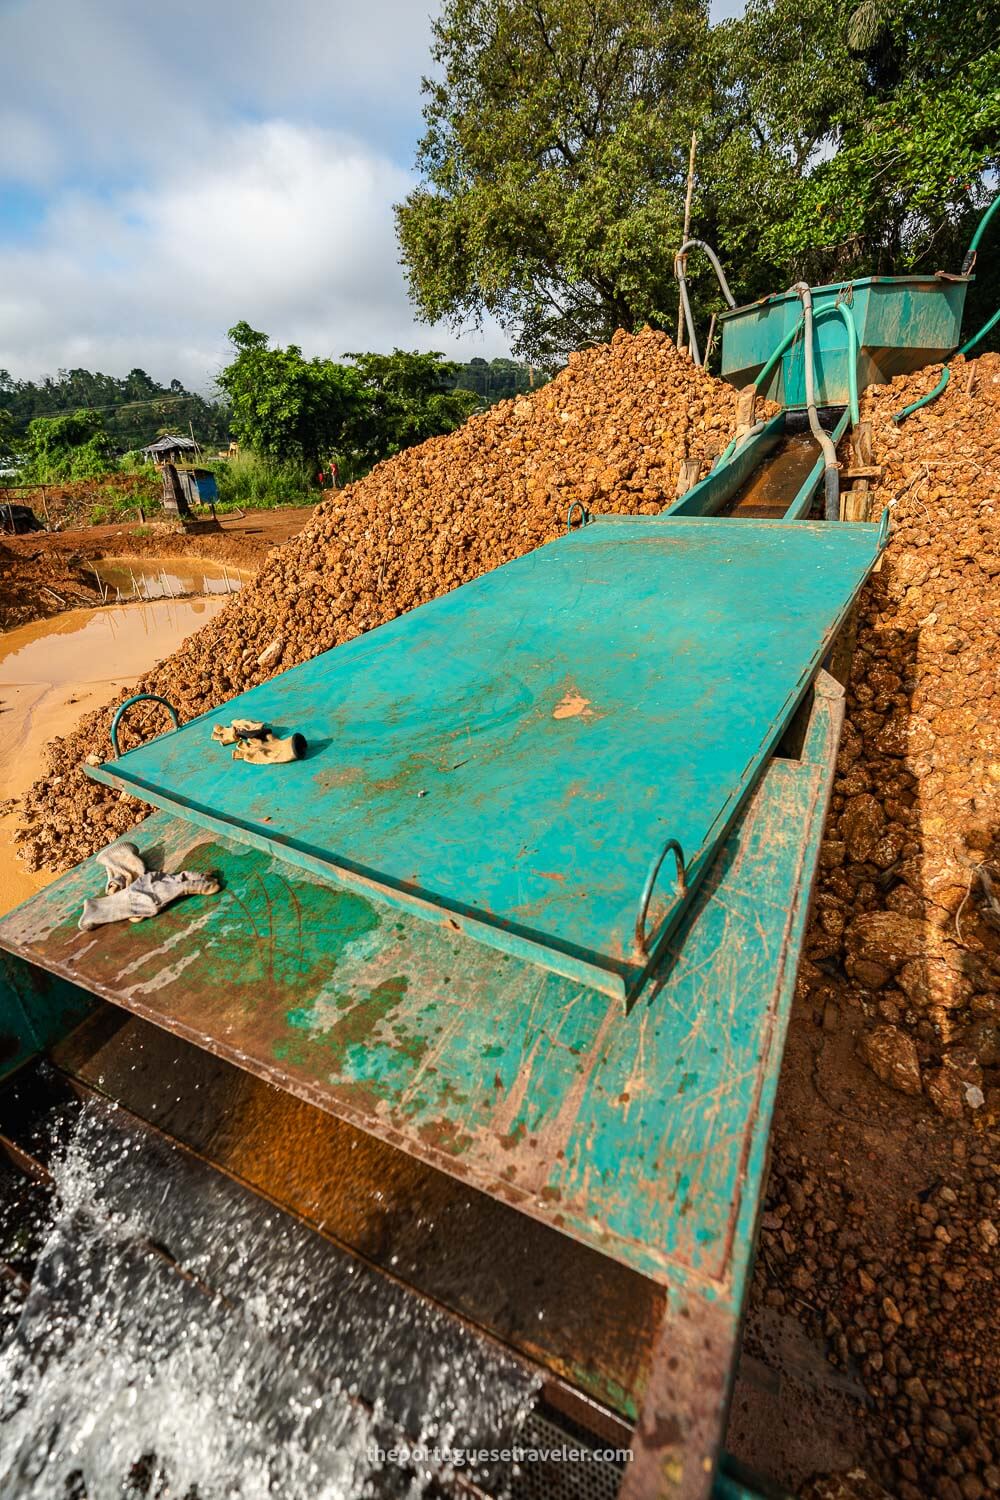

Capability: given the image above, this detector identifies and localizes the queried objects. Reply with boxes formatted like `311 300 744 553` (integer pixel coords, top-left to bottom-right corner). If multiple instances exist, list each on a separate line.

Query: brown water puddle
91 556 249 601
0 594 229 913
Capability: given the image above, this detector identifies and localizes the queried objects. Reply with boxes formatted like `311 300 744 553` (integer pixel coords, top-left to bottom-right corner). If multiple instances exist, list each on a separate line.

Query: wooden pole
676 131 698 350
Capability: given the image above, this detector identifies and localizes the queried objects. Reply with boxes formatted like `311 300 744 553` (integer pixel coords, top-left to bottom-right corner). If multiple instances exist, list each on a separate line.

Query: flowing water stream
0 569 545 1500
0 1101 537 1499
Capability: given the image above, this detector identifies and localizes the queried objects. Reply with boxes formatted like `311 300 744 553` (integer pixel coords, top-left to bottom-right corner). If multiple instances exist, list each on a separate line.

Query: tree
397 0 1000 362
217 322 365 468
396 0 711 363
718 0 1000 292
0 365 229 452
342 349 480 466
19 410 117 481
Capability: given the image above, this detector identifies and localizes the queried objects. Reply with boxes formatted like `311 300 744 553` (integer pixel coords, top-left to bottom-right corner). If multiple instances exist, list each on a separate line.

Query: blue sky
0 0 745 390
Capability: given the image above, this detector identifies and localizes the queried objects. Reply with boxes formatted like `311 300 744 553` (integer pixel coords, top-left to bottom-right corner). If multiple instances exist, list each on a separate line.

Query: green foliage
446 356 550 403
720 0 1000 286
217 329 490 479
209 451 315 511
398 0 1000 362
217 322 366 468
19 410 117 481
0 366 228 451
81 481 160 528
396 0 710 362
341 349 481 467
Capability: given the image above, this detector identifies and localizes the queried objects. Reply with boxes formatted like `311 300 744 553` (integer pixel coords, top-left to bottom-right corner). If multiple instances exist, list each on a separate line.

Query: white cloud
0 0 440 187
0 119 509 389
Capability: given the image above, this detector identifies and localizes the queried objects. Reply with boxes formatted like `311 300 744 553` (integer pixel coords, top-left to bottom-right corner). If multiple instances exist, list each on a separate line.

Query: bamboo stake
676 131 698 351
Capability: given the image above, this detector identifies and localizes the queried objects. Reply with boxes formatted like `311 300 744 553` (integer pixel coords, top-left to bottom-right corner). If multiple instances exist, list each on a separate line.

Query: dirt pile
818 352 1000 1110
14 328 745 872
745 352 1000 1499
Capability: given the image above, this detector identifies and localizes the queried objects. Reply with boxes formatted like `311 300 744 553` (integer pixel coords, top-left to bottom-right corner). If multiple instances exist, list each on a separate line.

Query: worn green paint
666 409 852 523
0 948 95 1081
86 517 881 1004
0 673 844 1498
720 274 969 408
0 675 842 1299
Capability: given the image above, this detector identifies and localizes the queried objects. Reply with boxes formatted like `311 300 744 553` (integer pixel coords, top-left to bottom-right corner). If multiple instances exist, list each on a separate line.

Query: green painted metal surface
0 947 95 1081
87 517 882 1003
720 274 969 408
0 674 842 1295
665 415 785 518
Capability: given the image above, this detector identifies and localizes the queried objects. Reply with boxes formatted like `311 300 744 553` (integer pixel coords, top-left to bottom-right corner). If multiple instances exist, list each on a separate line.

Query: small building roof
141 435 201 457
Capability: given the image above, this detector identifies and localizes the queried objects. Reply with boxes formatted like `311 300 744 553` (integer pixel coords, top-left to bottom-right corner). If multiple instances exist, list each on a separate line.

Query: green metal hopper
720 273 969 408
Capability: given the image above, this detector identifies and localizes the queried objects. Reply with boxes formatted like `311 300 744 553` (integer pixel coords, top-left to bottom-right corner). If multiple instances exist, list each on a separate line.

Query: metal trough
719 273 969 408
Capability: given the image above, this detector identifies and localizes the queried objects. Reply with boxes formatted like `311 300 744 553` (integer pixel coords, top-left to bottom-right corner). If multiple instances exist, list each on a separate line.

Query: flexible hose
749 303 858 425
894 191 999 423
673 239 738 309
792 283 840 519
673 238 737 366
893 301 1000 423
677 272 701 366
962 193 1000 274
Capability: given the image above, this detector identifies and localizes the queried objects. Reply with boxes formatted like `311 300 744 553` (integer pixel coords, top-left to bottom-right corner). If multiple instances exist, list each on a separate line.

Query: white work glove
79 870 221 930
231 732 307 764
211 719 267 747
96 841 147 893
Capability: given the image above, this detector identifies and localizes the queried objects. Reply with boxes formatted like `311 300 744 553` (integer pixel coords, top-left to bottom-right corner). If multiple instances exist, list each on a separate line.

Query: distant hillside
0 367 230 452
446 357 552 404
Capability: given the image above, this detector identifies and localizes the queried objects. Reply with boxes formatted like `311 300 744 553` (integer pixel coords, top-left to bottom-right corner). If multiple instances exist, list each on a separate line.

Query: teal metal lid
88 517 883 1001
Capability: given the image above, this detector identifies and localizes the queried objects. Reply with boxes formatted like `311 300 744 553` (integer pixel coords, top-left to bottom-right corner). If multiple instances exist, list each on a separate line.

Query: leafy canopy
0 365 228 451
19 410 117 482
217 322 367 468
342 349 480 467
397 0 1000 361
396 0 710 363
217 327 483 476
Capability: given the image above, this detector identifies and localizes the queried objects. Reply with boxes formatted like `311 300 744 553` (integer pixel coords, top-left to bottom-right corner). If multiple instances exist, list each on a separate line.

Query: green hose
962 192 1000 273
893 191 1000 424
750 301 860 425
892 303 1000 423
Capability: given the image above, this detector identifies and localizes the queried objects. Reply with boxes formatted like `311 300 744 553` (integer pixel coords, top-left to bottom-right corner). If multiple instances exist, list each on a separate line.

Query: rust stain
552 690 594 720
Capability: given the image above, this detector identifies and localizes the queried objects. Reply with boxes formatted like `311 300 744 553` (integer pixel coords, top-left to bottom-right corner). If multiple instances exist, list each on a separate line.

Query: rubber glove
231 732 307 765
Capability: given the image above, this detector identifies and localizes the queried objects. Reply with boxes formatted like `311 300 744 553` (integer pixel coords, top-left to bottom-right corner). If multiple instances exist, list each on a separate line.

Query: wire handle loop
109 693 181 759
634 838 687 958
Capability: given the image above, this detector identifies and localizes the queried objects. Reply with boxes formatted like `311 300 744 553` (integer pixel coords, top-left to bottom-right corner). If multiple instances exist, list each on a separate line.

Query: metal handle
109 693 181 758
634 838 687 958
566 501 590 531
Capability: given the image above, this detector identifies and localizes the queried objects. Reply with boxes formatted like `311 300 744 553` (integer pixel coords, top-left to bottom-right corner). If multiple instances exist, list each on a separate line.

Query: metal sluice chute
0 500 888 1496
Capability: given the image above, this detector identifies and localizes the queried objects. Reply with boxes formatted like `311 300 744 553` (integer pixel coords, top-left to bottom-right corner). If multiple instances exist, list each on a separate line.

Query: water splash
0 1103 538 1498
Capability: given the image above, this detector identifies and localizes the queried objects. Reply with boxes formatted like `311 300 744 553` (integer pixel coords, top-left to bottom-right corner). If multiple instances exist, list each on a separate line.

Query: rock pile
14 328 745 871
754 1131 1000 1500
809 352 1000 1112
750 352 1000 1498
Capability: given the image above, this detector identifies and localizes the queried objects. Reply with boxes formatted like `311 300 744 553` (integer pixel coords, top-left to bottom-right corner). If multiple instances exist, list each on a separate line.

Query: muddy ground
0 506 316 629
